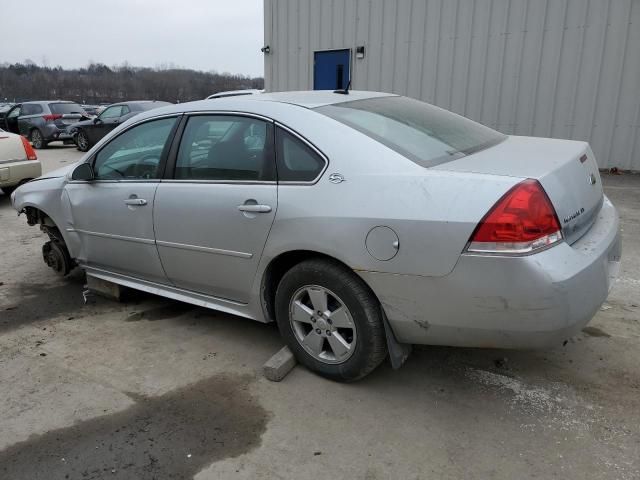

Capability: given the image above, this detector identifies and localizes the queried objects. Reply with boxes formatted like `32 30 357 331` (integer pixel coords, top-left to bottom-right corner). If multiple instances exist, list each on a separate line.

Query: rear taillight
467 179 562 254
20 136 38 160
42 114 62 121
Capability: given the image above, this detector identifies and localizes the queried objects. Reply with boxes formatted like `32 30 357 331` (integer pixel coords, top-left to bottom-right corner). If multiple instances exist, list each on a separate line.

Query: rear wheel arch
261 250 378 322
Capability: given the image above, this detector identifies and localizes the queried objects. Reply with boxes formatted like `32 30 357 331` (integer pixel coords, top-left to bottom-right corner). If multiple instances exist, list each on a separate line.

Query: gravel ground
0 145 638 480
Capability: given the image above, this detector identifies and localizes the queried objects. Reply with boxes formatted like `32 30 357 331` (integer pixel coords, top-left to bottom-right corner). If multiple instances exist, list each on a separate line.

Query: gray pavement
0 145 638 479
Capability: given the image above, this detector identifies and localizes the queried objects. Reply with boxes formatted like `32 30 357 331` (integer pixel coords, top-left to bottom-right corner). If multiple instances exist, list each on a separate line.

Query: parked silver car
11 91 621 381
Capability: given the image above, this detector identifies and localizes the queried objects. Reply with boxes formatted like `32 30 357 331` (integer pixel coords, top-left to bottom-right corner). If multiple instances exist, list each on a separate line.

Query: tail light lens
43 114 62 121
467 179 562 254
20 136 38 160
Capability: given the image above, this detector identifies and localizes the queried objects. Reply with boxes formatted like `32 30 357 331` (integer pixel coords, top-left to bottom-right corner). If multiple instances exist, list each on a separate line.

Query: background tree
0 61 264 104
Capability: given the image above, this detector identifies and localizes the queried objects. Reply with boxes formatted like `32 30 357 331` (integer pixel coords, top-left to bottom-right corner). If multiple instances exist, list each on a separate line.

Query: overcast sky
0 0 264 77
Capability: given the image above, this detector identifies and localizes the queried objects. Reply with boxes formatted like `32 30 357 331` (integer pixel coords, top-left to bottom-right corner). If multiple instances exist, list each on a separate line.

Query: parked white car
0 129 41 195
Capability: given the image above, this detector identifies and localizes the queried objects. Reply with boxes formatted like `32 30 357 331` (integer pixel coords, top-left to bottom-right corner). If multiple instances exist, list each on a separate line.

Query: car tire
76 130 90 152
1 186 16 196
275 258 387 382
30 129 47 149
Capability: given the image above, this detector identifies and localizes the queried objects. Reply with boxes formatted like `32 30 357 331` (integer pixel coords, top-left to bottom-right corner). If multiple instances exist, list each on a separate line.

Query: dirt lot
1 145 639 480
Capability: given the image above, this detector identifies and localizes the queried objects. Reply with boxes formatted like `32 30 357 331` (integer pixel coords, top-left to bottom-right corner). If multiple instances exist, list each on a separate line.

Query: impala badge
588 173 597 185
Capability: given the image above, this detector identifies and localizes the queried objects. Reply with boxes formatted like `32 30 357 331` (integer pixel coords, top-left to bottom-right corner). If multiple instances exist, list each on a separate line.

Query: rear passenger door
154 114 277 303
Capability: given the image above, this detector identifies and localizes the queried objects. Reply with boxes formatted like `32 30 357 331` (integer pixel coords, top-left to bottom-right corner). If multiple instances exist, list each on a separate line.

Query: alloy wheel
289 285 357 364
31 130 43 149
77 131 89 151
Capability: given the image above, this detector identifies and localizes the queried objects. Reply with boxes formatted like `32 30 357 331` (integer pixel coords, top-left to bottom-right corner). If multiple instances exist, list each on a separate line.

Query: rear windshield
49 103 86 115
315 96 505 167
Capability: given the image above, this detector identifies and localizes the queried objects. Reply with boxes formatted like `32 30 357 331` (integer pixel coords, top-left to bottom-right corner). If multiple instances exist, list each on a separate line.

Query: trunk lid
433 135 603 245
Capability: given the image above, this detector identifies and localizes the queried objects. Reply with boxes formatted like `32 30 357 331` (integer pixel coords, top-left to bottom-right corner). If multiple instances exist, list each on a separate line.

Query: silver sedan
11 91 622 381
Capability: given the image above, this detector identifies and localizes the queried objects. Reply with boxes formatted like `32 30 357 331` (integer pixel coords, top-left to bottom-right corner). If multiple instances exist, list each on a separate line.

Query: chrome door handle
124 198 147 206
237 204 272 213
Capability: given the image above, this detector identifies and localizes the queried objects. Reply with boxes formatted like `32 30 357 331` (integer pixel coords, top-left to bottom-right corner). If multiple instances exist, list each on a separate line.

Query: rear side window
316 96 506 167
275 128 326 182
49 103 85 115
21 104 43 115
175 115 274 181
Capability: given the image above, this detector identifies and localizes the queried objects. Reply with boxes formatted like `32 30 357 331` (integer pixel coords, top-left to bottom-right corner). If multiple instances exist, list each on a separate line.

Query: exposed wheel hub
42 240 72 276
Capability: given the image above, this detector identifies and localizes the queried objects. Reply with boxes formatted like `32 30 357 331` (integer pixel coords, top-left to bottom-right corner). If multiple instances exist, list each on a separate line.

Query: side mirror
72 163 95 181
93 117 101 124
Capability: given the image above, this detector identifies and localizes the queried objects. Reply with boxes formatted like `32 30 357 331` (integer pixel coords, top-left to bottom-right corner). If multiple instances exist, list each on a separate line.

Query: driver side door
89 105 124 144
65 116 179 283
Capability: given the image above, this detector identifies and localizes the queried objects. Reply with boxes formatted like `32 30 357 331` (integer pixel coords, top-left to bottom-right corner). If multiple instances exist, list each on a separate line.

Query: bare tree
0 62 264 104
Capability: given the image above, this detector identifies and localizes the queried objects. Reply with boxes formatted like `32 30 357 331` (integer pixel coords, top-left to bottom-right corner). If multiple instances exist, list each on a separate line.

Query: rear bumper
0 160 42 187
358 196 621 349
42 124 73 141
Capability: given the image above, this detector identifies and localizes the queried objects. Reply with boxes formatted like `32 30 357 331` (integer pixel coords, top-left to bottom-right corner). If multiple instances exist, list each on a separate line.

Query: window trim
274 122 329 185
69 113 182 184
163 111 278 185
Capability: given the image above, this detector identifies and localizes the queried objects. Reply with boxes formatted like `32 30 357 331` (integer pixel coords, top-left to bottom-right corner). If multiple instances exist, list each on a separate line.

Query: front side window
8 107 21 118
93 117 176 180
275 128 326 182
316 96 506 167
99 106 123 119
175 115 274 181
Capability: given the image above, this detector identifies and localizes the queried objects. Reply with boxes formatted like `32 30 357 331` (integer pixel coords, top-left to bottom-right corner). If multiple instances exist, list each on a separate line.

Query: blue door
314 49 351 90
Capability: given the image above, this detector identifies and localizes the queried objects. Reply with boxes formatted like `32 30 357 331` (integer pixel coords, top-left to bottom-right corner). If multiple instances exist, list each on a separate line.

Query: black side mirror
72 163 95 181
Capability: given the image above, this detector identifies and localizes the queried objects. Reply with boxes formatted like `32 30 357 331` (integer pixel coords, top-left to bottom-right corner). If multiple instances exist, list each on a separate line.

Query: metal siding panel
550 0 583 139
590 0 631 166
264 0 273 91
609 0 639 170
480 0 509 128
354 0 371 90
531 0 565 137
626 0 640 170
435 0 458 108
379 0 397 92
407 0 427 98
514 0 545 135
368 0 384 90
451 0 474 116
422 0 443 103
332 0 346 47
394 0 412 94
320 0 332 48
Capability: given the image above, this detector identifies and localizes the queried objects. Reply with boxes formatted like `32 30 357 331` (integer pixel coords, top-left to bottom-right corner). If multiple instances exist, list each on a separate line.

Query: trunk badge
588 173 597 185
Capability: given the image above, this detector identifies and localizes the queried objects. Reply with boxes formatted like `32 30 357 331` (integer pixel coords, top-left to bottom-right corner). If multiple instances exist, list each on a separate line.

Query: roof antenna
334 79 351 95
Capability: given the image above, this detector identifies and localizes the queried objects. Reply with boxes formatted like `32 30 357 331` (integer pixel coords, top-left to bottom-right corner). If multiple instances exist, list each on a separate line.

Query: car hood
33 163 78 181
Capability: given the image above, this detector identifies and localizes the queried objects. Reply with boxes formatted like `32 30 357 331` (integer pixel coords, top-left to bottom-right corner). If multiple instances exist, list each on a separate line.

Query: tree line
0 62 264 104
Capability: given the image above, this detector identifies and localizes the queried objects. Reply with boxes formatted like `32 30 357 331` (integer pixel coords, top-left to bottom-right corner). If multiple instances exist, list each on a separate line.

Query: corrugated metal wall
264 0 640 170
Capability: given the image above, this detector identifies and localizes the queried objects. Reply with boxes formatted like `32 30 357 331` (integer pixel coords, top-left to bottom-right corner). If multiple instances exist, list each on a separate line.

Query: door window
275 128 326 182
7 107 21 118
99 106 124 119
93 117 176 180
21 104 43 115
175 115 275 181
